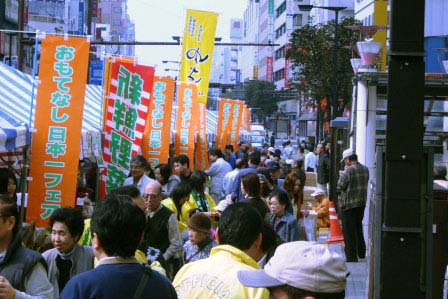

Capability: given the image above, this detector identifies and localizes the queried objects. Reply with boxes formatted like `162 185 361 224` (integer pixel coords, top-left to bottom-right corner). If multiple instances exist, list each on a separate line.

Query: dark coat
317 151 330 184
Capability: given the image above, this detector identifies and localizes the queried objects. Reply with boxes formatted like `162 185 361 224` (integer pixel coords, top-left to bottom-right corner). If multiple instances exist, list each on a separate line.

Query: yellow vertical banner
179 9 218 104
373 0 388 71
195 103 209 170
175 82 199 163
142 76 175 167
27 36 90 227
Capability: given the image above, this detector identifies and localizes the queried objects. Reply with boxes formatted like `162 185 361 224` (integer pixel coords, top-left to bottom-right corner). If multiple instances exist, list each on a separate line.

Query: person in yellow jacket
181 171 217 222
173 203 270 299
162 181 192 235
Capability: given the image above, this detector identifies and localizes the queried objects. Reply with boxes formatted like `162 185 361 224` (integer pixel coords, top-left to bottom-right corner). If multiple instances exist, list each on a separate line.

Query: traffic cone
327 201 344 244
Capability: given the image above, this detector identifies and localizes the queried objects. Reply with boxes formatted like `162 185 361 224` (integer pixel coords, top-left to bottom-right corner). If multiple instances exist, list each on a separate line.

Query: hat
310 189 325 197
237 241 347 293
187 212 211 233
341 148 354 162
266 161 280 171
268 147 275 154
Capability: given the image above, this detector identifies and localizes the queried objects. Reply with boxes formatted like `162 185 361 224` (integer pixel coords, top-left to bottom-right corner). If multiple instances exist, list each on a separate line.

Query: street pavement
346 259 368 299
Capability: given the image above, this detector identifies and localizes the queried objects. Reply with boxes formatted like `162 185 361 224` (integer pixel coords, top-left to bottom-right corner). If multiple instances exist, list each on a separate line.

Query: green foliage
287 17 360 106
243 80 279 118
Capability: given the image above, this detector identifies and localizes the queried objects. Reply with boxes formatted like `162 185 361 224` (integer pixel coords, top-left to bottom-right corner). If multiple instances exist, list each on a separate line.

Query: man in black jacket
0 194 53 298
143 181 181 280
316 143 330 196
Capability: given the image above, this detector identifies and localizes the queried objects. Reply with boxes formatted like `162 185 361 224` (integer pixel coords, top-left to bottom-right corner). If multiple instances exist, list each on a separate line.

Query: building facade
240 0 260 83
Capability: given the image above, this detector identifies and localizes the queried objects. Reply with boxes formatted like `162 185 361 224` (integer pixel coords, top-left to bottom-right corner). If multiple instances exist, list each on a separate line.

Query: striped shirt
337 162 369 210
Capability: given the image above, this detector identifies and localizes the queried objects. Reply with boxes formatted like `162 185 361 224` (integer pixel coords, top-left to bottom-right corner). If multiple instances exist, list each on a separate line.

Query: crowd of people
0 138 375 298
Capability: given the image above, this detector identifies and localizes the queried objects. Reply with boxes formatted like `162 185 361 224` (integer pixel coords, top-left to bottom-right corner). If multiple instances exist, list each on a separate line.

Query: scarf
191 189 209 212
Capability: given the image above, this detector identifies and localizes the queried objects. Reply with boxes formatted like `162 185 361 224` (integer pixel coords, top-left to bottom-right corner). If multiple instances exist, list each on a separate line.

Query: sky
127 0 247 76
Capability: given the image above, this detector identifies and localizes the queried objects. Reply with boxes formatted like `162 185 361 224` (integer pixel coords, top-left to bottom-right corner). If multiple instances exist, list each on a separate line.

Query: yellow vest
181 192 217 222
162 197 188 235
173 245 270 299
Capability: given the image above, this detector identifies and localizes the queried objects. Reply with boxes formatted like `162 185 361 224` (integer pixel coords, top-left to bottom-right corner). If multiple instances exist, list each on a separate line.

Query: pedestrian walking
337 149 369 262
205 149 232 203
316 143 330 195
304 145 317 172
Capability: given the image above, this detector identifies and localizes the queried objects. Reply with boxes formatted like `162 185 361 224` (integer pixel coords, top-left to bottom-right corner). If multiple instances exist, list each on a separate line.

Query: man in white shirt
123 155 155 196
304 145 317 172
223 159 244 197
205 149 232 203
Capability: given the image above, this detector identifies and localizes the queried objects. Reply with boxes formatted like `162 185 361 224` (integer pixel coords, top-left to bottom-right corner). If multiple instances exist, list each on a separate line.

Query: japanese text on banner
142 76 175 167
27 36 89 227
179 10 218 104
101 60 154 196
175 82 198 162
195 102 209 170
230 101 244 150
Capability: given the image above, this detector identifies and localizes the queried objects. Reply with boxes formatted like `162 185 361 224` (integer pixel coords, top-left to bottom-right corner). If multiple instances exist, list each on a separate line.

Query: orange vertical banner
174 82 198 163
246 105 251 131
142 76 175 167
215 98 233 151
230 101 244 150
27 36 90 226
195 103 209 170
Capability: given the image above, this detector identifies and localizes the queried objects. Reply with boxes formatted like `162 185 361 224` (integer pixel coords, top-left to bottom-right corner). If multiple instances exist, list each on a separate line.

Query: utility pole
17 0 24 71
381 0 426 298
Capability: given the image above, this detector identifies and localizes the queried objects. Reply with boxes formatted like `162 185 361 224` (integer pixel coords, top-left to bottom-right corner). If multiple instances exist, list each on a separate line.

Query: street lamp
299 4 346 203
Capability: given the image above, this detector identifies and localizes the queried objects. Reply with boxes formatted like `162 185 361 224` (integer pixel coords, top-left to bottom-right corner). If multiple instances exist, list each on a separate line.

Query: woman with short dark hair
43 208 94 298
268 191 300 242
240 173 269 222
181 171 217 222
155 163 180 198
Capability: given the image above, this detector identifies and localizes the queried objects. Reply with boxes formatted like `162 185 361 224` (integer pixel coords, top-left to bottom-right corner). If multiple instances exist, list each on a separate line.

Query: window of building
276 1 286 18
293 14 303 27
113 6 122 13
275 46 285 60
274 68 285 81
275 23 286 39
113 19 121 26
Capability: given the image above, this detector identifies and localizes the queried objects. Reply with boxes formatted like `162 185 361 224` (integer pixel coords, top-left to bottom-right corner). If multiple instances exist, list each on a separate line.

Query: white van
250 124 266 149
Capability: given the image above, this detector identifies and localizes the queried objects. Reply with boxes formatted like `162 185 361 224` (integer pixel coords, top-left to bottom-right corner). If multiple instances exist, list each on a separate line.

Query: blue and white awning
0 110 29 152
0 62 103 152
0 63 35 151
